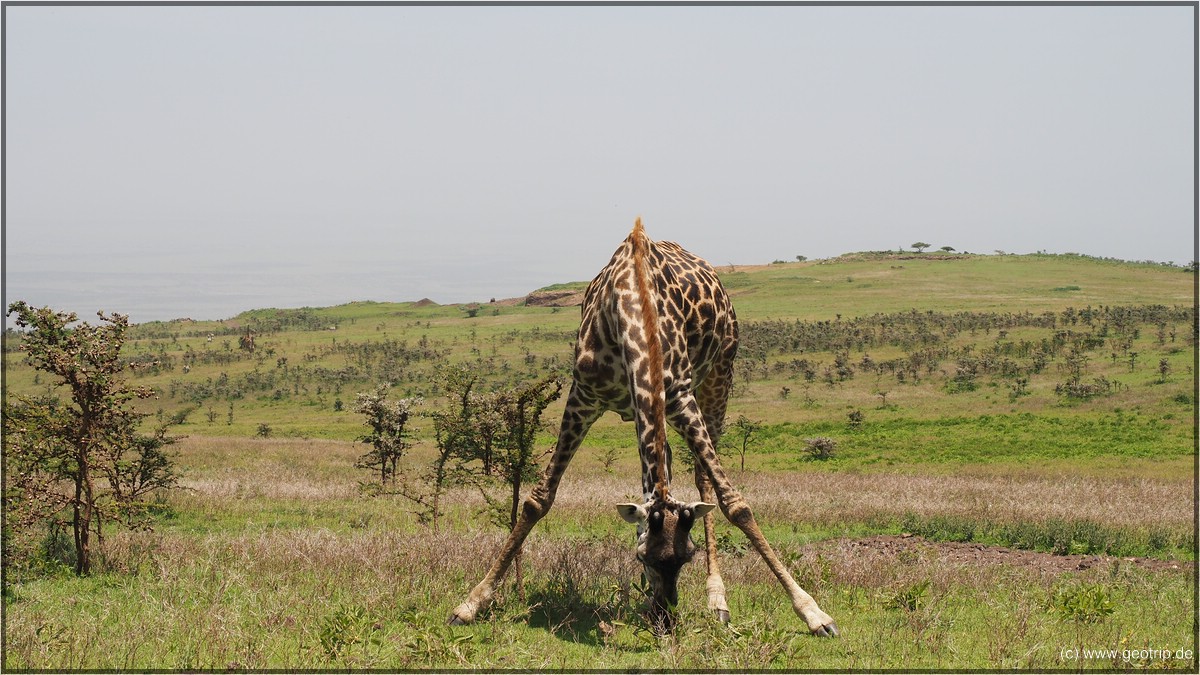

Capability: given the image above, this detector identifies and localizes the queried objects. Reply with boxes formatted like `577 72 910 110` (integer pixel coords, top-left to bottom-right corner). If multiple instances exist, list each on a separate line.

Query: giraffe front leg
675 400 838 637
448 393 599 626
448 482 550 624
694 462 730 623
714 480 838 636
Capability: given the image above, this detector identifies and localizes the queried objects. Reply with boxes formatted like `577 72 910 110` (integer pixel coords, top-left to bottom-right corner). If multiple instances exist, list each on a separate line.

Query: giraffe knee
521 494 551 522
722 499 754 528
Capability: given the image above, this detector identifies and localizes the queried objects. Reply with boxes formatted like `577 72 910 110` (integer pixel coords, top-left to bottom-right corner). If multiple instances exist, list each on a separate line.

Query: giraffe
447 219 838 637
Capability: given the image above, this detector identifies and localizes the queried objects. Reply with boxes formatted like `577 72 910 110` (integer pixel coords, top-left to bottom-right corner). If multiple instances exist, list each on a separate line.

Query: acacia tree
4 302 180 576
352 385 420 485
487 375 564 533
472 374 563 600
727 414 763 472
382 368 479 531
375 369 565 566
437 367 503 477
410 406 473 531
4 395 75 575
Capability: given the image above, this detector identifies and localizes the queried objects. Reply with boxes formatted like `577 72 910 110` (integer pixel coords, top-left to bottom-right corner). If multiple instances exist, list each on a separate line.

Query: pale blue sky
4 4 1195 322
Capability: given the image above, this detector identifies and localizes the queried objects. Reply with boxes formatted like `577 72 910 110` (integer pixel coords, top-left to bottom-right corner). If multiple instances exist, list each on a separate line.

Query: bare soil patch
821 534 1193 576
523 289 585 307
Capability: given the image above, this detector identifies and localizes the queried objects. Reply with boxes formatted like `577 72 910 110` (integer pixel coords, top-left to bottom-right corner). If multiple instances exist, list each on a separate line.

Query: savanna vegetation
3 250 1195 670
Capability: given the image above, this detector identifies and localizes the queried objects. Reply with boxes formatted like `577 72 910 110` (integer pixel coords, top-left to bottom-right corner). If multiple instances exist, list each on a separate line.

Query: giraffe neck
641 442 673 503
630 217 670 501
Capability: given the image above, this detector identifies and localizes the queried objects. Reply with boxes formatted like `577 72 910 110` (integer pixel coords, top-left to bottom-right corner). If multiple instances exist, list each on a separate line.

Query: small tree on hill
911 242 931 253
395 366 484 531
4 302 181 576
410 405 473 531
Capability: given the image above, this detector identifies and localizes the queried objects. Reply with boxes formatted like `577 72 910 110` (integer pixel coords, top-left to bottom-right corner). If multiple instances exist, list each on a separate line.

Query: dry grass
165 435 1193 546
742 471 1194 531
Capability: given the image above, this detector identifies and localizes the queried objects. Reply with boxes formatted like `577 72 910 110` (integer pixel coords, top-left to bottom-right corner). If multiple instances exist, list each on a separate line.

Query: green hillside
722 252 1193 318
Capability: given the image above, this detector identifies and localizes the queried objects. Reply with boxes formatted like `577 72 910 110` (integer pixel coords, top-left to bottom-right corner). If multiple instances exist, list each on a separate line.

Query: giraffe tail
627 217 670 501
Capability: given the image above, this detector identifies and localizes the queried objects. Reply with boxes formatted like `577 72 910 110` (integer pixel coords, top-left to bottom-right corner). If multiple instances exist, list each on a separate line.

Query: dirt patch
489 296 526 307
819 535 1192 576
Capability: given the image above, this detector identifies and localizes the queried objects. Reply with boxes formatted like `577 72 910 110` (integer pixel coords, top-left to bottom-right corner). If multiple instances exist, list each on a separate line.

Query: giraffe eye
681 508 692 521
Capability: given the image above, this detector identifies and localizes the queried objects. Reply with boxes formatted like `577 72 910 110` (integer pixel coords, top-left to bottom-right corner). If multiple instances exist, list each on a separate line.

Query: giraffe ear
616 503 646 524
690 502 717 519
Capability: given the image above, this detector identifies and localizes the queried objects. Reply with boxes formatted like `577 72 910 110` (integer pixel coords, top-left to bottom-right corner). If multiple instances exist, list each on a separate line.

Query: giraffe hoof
812 622 840 638
447 613 470 626
715 609 730 624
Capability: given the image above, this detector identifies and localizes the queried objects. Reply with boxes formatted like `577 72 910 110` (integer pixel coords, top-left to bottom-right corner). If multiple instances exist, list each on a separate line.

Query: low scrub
1049 582 1115 623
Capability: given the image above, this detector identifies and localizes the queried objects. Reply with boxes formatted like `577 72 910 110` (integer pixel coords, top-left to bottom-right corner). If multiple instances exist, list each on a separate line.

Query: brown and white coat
448 219 837 637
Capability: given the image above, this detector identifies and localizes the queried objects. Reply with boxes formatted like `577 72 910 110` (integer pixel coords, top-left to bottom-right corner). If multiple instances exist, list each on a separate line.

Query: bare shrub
803 436 838 460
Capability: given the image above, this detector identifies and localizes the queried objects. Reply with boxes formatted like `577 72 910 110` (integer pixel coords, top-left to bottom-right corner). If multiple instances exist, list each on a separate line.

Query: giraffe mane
629 217 670 501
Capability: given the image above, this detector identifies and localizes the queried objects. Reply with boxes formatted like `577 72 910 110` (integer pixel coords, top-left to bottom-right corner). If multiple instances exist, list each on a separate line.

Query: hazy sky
4 4 1195 322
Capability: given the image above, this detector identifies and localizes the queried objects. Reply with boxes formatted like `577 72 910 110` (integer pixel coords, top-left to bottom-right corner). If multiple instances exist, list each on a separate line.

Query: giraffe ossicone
447 218 838 638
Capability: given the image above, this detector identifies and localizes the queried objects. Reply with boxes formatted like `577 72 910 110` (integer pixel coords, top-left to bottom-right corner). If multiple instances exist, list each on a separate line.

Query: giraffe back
572 221 738 494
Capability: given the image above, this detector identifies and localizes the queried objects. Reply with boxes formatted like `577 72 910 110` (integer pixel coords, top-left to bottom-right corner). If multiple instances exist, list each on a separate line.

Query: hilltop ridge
109 251 1194 333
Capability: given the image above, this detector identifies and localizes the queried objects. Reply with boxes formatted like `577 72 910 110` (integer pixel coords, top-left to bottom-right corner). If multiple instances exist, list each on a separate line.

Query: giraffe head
616 497 717 633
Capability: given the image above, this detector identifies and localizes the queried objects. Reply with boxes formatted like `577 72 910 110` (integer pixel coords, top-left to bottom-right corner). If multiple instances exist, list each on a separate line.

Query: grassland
3 251 1196 670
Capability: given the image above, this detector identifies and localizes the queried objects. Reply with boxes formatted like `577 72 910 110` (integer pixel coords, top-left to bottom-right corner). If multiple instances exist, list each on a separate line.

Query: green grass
750 411 1192 469
7 251 1191 443
531 280 590 293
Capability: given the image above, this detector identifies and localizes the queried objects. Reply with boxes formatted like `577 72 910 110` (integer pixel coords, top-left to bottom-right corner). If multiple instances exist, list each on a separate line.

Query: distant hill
715 252 1193 321
115 252 1193 331
519 252 1193 319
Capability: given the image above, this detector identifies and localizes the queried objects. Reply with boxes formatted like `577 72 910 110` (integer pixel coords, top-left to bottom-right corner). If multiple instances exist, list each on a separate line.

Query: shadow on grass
523 585 656 652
